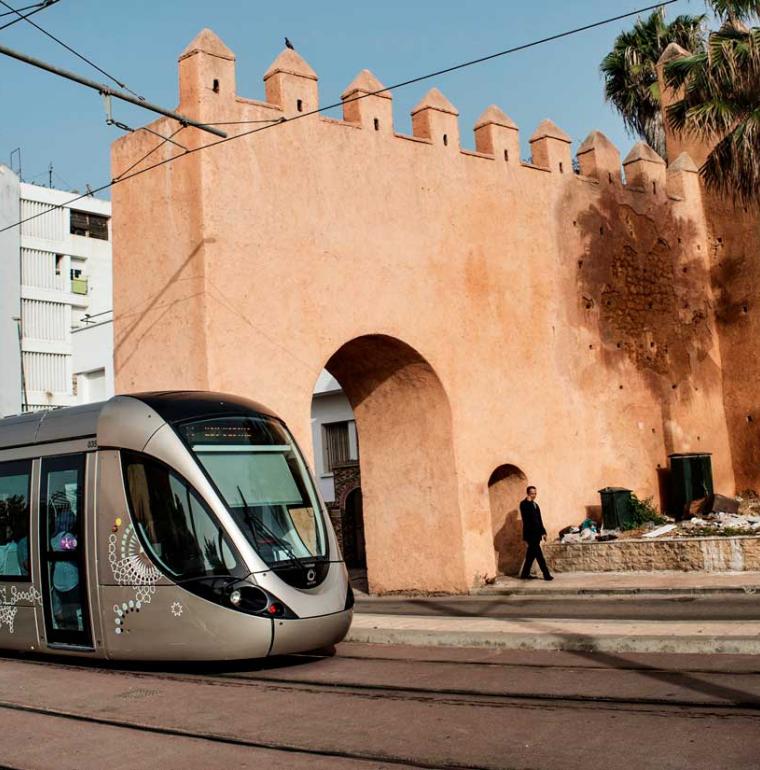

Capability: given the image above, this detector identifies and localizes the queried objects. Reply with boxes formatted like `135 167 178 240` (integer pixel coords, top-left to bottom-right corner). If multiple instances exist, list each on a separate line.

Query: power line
0 0 145 100
0 0 682 235
112 123 187 181
0 0 57 32
0 1 46 17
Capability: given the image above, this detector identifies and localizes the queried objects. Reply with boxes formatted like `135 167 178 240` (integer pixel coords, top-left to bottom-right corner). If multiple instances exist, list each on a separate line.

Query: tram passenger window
0 460 32 579
123 454 239 580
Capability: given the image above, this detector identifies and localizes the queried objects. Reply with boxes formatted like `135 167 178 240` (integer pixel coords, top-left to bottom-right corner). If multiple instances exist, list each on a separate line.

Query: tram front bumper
269 609 353 655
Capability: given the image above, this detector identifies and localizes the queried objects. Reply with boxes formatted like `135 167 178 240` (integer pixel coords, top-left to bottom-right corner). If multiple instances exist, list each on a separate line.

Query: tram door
39 454 93 648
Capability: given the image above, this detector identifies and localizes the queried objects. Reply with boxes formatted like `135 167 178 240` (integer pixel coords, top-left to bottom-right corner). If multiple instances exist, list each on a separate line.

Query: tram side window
122 453 240 580
0 460 32 579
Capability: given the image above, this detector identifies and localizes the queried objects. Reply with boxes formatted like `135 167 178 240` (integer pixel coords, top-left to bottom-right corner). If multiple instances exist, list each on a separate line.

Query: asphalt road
2 643 760 769
354 594 760 621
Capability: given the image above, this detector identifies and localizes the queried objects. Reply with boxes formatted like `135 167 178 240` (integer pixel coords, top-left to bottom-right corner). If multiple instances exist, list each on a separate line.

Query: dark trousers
521 539 550 578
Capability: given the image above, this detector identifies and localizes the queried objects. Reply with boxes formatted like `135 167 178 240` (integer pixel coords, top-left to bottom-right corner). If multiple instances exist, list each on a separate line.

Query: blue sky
0 0 702 196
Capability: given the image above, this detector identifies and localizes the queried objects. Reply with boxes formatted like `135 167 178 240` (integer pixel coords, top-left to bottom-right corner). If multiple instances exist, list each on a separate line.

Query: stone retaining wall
544 537 760 573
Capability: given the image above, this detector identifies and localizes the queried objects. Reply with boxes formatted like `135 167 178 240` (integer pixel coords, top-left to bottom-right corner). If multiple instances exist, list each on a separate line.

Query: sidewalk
476 570 760 596
346 571 760 654
347 614 760 654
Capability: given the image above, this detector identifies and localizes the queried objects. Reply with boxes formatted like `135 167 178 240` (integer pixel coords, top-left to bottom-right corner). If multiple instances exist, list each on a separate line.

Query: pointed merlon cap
577 130 618 156
623 141 665 165
669 151 699 172
530 118 571 144
179 28 235 61
410 87 459 116
264 48 317 82
657 41 690 66
341 69 391 100
474 105 518 131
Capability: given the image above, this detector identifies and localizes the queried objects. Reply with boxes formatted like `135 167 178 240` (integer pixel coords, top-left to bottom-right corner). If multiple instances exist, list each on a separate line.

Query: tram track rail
0 699 485 770
2 652 760 718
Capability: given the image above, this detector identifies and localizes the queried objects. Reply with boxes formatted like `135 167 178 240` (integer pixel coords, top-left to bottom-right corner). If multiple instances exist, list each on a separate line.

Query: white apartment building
310 370 358 503
0 165 113 415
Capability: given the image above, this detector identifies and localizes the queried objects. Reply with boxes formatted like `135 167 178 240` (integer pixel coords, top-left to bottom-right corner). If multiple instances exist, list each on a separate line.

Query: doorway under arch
343 486 366 570
489 464 527 576
322 334 465 593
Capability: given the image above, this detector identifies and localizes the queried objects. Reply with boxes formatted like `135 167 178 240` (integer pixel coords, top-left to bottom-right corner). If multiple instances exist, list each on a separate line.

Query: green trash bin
668 453 713 519
598 487 633 530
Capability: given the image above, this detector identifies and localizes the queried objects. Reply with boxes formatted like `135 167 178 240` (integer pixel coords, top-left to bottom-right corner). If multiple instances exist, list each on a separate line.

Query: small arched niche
488 464 527 576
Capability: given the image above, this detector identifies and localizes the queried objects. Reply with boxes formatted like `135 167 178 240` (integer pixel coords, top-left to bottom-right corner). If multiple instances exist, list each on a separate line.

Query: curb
345 625 760 655
473 586 760 597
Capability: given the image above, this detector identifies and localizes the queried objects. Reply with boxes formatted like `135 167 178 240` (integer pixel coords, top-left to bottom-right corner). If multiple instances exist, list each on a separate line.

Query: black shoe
519 575 538 580
543 574 554 581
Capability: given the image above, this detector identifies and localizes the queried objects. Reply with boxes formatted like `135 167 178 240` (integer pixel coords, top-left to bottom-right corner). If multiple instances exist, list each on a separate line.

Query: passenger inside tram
0 493 27 578
48 489 83 631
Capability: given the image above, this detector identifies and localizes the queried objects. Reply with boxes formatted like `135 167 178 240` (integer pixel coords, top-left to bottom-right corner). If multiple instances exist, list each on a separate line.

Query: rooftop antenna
9 147 21 180
48 161 53 188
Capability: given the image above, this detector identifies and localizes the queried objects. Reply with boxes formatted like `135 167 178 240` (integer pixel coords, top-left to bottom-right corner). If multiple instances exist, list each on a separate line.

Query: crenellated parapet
529 119 572 174
166 29 703 204
341 70 393 134
474 105 519 163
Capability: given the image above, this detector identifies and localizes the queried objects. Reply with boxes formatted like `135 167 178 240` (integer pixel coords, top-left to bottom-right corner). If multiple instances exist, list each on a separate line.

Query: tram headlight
229 589 242 606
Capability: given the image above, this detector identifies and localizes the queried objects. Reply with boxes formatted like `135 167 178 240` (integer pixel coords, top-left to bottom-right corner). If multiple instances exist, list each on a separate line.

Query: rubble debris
642 523 677 538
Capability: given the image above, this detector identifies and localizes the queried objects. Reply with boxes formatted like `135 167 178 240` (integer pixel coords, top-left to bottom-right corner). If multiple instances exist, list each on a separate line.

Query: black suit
519 498 551 578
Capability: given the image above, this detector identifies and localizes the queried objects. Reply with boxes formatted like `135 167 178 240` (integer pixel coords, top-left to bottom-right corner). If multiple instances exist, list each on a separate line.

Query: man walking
519 485 553 581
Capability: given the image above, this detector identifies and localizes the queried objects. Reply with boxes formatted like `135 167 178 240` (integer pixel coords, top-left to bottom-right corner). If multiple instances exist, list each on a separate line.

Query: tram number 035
87 439 98 449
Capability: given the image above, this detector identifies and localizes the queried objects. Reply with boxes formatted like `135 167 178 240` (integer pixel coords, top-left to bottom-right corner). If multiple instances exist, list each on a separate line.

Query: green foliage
600 8 706 156
707 0 760 22
622 494 666 531
666 18 760 204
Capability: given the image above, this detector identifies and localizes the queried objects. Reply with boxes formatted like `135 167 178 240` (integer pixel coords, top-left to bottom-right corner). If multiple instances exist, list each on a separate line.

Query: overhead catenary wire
0 0 145 100
0 1 47 17
0 0 682 235
0 0 57 32
112 123 187 181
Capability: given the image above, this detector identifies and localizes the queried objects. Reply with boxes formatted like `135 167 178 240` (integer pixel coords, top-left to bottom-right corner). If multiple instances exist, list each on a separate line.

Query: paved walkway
477 570 760 595
347 614 760 654
348 571 760 654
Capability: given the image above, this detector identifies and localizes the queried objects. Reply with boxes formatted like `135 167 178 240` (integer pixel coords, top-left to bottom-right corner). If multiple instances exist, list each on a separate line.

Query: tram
0 392 353 660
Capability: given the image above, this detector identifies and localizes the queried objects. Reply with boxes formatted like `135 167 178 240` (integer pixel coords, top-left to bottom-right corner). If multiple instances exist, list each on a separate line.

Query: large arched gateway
324 335 464 593
112 30 736 592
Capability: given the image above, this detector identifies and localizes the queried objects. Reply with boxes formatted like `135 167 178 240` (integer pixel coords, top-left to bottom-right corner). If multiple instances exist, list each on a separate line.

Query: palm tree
601 8 706 157
665 2 760 204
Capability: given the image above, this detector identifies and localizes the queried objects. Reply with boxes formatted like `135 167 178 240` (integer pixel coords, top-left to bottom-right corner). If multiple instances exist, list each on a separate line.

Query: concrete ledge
348 614 760 655
478 570 760 596
545 536 760 573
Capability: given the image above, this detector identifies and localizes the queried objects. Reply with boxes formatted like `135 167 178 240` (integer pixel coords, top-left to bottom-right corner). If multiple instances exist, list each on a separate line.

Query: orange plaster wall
111 30 736 593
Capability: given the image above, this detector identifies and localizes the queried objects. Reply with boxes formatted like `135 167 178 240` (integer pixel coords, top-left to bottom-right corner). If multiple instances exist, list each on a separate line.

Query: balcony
71 276 89 295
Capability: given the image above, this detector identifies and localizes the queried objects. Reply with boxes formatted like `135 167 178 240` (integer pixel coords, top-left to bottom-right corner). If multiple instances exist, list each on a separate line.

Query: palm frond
701 109 760 204
600 9 706 158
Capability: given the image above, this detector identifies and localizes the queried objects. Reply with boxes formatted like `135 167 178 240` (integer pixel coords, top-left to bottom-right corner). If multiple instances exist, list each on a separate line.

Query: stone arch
324 334 464 593
488 464 528 576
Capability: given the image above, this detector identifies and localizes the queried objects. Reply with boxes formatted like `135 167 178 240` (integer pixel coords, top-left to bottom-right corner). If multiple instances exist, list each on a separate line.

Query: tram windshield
179 416 328 567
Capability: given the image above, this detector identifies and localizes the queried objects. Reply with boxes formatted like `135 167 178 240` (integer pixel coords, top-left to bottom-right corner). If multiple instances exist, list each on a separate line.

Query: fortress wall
111 30 735 591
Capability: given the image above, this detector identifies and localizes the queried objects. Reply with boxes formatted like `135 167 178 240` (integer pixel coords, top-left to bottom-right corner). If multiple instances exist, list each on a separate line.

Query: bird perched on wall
284 37 295 50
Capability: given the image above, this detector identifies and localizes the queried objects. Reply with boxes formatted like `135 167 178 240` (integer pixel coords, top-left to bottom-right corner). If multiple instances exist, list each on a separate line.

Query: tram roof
0 391 279 450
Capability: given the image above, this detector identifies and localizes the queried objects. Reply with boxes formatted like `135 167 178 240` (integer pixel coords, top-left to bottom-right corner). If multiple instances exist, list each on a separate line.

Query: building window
70 210 109 240
323 421 358 472
0 459 32 579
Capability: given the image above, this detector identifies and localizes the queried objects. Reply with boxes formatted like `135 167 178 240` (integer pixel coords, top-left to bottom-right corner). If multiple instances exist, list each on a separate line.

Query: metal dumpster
598 487 633 529
668 452 713 519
